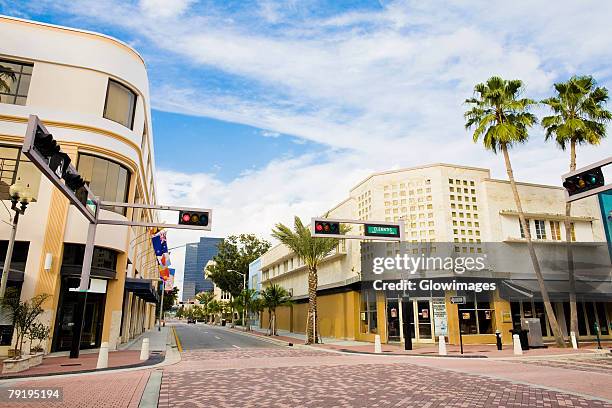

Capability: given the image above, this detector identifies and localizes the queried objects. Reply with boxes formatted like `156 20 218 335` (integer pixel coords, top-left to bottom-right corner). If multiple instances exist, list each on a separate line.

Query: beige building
0 16 159 356
260 163 611 346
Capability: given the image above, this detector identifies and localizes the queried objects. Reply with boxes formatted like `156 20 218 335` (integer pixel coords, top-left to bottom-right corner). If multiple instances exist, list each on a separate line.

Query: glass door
387 299 400 342
416 300 433 341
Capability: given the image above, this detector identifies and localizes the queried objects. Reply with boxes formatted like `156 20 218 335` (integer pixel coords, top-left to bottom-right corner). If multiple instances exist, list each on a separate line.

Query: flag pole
159 282 165 332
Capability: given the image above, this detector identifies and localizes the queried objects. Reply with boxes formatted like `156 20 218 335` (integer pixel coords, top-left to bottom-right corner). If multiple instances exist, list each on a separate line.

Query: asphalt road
174 322 280 350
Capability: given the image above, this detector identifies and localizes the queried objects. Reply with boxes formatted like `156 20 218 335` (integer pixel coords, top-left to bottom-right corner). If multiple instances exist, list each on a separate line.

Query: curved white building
0 15 160 355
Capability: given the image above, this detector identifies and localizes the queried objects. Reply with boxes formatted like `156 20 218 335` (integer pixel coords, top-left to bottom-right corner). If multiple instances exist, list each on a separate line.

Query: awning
125 277 159 303
500 279 612 302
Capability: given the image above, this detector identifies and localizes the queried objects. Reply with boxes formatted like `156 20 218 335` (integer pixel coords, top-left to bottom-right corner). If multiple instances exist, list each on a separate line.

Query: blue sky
2 0 612 291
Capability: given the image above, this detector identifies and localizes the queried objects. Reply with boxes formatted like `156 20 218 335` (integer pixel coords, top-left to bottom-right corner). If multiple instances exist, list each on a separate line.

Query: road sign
311 217 404 241
364 224 401 239
450 296 466 305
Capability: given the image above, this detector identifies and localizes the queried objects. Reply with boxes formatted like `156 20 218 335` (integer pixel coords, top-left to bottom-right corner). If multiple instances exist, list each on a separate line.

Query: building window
103 79 137 129
0 145 41 201
519 219 530 238
458 293 495 335
0 59 33 106
360 291 378 334
534 220 546 239
77 154 130 215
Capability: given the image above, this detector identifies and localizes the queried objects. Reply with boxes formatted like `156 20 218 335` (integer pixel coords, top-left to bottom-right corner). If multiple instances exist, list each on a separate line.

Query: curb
224 327 310 349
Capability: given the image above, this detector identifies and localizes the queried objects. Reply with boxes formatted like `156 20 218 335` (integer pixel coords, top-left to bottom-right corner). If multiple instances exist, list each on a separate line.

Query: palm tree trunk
502 144 565 347
565 139 579 345
306 267 318 344
272 310 277 336
267 309 272 336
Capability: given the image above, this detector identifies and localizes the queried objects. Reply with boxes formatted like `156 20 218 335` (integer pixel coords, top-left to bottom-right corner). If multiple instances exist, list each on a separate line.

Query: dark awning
125 277 159 303
499 279 612 302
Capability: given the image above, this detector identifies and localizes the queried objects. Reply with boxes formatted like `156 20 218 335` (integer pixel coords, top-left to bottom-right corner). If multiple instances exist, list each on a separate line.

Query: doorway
52 278 106 352
393 298 435 343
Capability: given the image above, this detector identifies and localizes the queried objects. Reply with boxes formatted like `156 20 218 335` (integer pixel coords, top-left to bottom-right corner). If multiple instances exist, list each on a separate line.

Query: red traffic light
313 221 339 235
179 211 209 226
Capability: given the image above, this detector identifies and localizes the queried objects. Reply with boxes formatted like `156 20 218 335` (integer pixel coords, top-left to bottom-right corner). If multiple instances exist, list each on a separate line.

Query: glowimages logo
372 253 487 275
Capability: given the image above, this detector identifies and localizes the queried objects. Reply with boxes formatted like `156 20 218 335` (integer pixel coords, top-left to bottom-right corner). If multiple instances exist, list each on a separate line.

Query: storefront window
360 291 378 334
458 293 495 335
77 154 130 215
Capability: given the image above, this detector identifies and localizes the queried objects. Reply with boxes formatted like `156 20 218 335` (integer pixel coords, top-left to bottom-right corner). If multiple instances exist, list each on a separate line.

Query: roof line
0 14 145 65
350 162 491 191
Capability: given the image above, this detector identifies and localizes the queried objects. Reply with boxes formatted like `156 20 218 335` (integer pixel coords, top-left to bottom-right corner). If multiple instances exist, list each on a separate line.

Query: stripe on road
232 345 240 349
215 336 221 339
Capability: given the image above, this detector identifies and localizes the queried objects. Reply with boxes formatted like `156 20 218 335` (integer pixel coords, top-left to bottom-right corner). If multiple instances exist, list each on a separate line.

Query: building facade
182 237 222 301
259 163 611 346
0 16 159 356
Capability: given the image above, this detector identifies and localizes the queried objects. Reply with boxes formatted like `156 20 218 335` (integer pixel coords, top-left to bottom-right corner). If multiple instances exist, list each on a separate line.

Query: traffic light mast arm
98 201 212 231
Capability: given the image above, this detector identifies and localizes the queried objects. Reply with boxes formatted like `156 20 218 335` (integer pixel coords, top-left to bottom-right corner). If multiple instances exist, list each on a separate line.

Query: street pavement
174 322 281 350
158 323 612 408
2 322 611 407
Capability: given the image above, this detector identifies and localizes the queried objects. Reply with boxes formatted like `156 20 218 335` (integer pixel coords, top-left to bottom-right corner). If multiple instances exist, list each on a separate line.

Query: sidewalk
236 325 611 358
0 326 171 379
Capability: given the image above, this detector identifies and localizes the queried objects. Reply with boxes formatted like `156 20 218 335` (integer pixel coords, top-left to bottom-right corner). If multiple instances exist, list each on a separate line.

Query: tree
541 75 611 342
26 322 50 353
237 288 258 330
161 287 179 313
206 234 271 297
272 217 347 344
464 76 565 347
195 291 215 307
176 305 185 319
207 300 223 324
261 284 292 336
1 288 51 356
0 64 16 94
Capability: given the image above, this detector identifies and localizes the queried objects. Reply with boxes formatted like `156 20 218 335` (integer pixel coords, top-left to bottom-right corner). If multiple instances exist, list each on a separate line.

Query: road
173 322 279 350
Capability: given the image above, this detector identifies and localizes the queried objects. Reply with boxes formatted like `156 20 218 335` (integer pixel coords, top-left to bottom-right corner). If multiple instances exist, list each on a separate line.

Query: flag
165 268 175 292
151 231 168 257
158 264 170 281
159 253 171 267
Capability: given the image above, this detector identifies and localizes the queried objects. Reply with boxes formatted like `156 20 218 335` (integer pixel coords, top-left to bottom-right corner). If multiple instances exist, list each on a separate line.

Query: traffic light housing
563 167 604 197
314 220 340 235
179 211 209 227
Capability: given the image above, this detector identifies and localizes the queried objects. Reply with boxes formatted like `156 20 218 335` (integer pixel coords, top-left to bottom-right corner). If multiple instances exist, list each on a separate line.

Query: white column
438 335 447 356
513 334 523 355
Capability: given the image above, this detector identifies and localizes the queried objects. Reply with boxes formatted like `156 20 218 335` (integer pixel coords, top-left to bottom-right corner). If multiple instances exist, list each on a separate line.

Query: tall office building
182 237 223 301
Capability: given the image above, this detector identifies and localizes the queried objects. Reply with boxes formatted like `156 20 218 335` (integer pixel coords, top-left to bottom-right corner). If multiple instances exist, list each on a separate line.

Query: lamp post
0 180 32 299
229 269 247 331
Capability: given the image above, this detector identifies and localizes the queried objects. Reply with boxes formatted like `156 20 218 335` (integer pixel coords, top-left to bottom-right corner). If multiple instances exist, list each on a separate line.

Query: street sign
311 217 404 241
450 296 466 305
364 224 401 239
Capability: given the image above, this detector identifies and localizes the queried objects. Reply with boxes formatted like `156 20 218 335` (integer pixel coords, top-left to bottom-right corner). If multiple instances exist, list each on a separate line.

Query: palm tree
195 291 214 306
272 216 346 344
0 64 16 95
465 76 565 347
541 75 611 342
207 300 222 324
238 288 258 331
261 284 292 336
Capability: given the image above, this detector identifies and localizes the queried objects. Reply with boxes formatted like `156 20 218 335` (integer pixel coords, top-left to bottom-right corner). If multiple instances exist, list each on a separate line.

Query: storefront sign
450 296 466 304
432 297 447 336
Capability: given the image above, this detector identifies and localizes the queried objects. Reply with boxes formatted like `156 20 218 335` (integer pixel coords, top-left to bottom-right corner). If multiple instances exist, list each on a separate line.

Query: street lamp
0 180 32 298
228 269 247 331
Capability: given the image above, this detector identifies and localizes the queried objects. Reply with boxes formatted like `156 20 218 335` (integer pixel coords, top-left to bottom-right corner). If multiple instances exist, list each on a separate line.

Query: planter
2 352 44 374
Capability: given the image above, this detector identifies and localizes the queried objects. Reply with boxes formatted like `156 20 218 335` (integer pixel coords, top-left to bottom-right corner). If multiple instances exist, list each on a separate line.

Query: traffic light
563 167 604 197
314 220 340 235
179 211 209 227
33 128 61 158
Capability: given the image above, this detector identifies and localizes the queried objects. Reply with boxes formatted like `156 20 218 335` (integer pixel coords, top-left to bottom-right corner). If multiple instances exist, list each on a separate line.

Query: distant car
187 318 196 324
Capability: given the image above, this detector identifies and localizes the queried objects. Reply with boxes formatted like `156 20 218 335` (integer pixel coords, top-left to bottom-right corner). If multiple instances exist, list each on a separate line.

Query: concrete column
101 252 128 350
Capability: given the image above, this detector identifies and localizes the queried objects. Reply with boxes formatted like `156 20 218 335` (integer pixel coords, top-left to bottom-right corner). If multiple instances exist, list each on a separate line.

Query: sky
2 0 612 295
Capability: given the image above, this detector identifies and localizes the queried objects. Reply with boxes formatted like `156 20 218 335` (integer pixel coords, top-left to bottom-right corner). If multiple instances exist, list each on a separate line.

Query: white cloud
139 0 194 18
24 0 612 293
